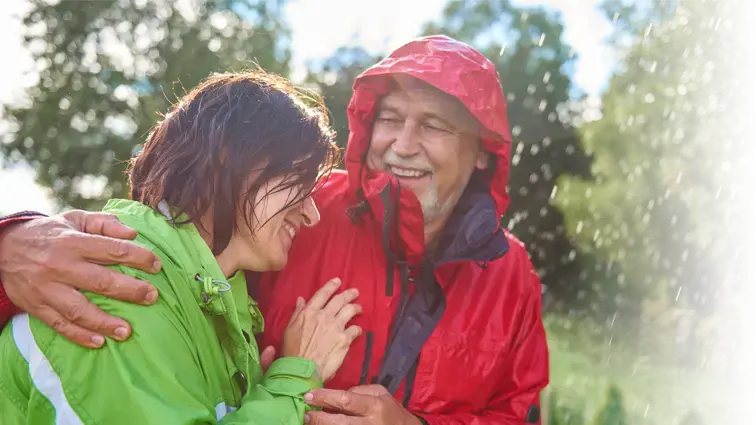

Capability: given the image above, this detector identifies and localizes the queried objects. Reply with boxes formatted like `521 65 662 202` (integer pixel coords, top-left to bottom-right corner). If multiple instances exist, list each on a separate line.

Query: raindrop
537 33 545 47
644 93 656 103
542 72 551 84
512 126 522 137
576 221 583 234
527 84 536 95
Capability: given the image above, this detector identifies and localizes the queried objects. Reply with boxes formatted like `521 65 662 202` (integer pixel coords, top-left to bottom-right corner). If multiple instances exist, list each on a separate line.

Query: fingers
33 304 108 349
260 346 276 372
305 278 342 311
62 263 158 305
76 211 139 240
335 303 363 327
45 282 133 342
72 233 161 274
344 325 362 343
304 389 374 416
323 288 360 317
347 384 391 397
304 411 360 425
288 296 306 326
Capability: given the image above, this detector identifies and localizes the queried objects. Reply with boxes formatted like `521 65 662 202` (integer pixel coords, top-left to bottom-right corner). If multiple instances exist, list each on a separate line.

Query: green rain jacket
0 199 322 425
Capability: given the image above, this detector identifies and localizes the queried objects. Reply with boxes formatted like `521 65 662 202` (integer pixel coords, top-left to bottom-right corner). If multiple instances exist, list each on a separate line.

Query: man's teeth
283 223 296 238
389 166 428 178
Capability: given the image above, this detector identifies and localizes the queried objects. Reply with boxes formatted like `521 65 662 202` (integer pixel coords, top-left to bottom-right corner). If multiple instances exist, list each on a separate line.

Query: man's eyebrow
421 112 458 130
376 105 401 115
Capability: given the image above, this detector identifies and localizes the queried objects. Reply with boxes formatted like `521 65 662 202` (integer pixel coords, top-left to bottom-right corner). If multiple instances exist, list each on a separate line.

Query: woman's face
222 174 321 273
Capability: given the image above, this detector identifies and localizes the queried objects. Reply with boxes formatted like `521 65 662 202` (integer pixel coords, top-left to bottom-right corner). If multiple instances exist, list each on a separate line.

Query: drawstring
195 274 231 314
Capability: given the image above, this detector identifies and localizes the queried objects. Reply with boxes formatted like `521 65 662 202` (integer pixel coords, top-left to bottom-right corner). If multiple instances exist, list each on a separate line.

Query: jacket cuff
261 357 323 396
0 212 47 328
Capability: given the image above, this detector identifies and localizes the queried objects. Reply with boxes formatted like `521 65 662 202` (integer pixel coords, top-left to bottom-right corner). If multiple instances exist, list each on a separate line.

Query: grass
545 316 756 425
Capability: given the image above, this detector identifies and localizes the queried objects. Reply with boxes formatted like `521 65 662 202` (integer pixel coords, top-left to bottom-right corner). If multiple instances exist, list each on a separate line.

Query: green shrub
592 385 628 425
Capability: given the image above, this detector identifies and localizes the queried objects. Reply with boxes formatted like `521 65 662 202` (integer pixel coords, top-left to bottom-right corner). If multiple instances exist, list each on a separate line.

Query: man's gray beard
418 182 457 225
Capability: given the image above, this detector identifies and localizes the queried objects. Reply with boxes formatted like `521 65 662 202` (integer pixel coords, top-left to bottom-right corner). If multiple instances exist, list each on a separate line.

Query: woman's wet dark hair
128 70 337 254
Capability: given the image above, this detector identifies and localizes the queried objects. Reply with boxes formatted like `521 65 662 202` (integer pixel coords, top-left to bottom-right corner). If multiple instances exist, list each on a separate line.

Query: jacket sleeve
10 264 316 425
417 265 549 425
0 212 47 329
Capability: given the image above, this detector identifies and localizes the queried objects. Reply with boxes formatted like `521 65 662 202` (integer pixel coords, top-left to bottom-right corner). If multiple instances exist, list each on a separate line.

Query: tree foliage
591 385 628 425
304 46 383 151
2 0 291 210
557 0 756 313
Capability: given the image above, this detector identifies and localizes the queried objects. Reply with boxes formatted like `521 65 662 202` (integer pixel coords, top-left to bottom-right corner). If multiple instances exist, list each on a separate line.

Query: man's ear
475 149 490 171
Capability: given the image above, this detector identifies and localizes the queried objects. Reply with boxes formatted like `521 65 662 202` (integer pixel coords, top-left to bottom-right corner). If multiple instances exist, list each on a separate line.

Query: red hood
342 35 512 264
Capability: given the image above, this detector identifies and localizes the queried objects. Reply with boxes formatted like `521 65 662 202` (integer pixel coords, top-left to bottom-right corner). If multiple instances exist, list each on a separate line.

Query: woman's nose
301 197 320 228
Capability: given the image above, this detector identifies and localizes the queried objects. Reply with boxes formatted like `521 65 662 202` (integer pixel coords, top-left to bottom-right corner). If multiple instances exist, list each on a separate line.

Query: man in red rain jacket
0 36 548 425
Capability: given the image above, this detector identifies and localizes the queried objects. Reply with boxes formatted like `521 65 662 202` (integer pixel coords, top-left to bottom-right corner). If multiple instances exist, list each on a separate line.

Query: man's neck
423 215 448 254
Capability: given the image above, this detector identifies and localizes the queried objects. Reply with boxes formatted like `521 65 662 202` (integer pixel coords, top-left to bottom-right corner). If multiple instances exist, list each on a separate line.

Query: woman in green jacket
0 71 362 424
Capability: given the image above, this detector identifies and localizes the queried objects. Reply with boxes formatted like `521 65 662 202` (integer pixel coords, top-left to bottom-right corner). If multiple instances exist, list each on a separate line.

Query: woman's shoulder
99 199 205 306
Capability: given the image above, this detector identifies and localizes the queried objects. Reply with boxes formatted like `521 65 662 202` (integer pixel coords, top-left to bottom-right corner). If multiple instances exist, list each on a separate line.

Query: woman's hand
281 278 362 382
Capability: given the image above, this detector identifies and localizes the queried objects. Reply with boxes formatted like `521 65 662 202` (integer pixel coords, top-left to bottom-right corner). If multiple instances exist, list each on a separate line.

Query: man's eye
424 124 449 134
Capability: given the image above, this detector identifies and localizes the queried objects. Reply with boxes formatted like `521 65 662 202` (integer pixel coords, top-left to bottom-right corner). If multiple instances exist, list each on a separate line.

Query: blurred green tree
304 46 383 152
591 385 628 425
1 0 291 210
556 0 746 356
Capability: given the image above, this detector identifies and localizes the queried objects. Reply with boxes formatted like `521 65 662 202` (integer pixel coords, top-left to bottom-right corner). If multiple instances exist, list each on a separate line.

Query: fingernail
332 278 342 286
145 288 158 304
152 260 162 272
91 335 105 347
304 413 310 423
114 327 129 340
304 392 313 402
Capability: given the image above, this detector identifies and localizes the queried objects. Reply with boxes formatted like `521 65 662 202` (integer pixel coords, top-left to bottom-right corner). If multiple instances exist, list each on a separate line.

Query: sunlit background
0 0 753 424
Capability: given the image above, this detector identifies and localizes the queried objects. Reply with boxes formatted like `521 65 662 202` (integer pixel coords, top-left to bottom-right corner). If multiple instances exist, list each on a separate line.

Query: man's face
366 76 489 224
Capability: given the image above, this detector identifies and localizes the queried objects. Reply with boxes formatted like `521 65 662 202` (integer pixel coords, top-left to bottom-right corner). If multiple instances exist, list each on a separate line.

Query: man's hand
304 385 423 425
0 210 161 348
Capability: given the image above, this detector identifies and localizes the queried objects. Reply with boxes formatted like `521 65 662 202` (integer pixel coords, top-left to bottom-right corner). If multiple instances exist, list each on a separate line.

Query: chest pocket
415 327 509 413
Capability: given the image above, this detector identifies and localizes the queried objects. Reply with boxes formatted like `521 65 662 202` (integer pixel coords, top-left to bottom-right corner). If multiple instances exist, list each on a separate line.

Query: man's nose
301 197 320 228
391 121 422 157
